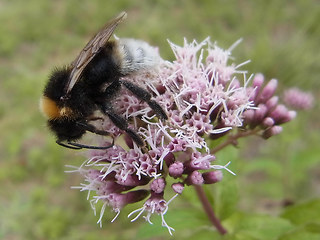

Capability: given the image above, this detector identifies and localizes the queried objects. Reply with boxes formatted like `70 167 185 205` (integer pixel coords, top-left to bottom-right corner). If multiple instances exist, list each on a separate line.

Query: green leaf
213 148 239 220
281 199 320 225
136 208 209 239
278 226 320 240
224 212 293 240
213 176 239 220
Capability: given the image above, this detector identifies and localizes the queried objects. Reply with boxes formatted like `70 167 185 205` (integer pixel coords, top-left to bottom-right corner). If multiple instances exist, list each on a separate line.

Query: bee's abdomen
116 38 160 75
82 41 121 86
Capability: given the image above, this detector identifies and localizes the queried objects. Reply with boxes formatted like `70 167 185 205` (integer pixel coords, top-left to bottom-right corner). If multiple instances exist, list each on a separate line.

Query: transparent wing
64 11 127 94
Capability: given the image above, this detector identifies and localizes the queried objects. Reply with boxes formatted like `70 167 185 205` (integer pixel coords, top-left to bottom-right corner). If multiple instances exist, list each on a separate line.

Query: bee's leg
56 122 114 150
102 78 122 99
76 121 110 136
56 140 82 149
101 104 144 146
67 139 114 150
119 80 168 120
100 80 144 146
56 139 114 150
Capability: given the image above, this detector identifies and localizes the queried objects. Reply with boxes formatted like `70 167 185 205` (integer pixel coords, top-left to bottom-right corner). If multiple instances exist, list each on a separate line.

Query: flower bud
168 138 187 152
115 173 149 187
253 104 268 124
107 190 149 210
243 109 255 125
151 178 166 193
258 79 278 104
269 104 288 124
202 170 223 184
265 96 279 112
169 161 184 178
185 153 214 172
251 73 265 101
262 117 275 128
262 126 283 139
171 183 185 194
164 152 176 167
156 84 166 94
97 181 133 196
185 171 204 185
277 110 296 124
253 73 265 89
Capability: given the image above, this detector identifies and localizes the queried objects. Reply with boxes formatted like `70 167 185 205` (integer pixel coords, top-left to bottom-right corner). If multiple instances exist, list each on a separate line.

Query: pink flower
66 37 299 234
243 74 298 139
283 87 314 110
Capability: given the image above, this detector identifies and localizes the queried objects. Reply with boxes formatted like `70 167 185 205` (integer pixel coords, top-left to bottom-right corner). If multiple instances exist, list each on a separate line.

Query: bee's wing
65 12 127 94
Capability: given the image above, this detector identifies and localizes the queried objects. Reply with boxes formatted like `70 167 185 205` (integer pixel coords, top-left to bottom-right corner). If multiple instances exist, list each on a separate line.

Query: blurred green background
0 0 319 239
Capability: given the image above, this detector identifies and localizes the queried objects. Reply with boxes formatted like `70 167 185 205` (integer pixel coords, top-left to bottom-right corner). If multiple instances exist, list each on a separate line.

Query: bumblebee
40 12 167 149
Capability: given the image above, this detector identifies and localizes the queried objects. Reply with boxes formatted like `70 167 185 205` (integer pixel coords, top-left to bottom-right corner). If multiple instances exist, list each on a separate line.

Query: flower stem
194 185 227 235
211 129 259 154
195 129 259 234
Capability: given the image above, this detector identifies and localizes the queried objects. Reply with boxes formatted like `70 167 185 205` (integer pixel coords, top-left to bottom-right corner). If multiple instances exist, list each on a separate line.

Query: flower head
283 87 314 110
67 37 300 234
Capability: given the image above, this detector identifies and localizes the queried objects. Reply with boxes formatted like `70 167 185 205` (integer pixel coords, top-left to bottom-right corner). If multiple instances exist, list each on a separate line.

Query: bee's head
44 67 71 99
48 118 86 142
40 67 74 120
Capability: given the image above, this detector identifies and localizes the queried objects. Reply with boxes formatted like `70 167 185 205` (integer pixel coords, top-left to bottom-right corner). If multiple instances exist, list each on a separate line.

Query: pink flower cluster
283 87 314 110
242 74 297 139
68 37 302 234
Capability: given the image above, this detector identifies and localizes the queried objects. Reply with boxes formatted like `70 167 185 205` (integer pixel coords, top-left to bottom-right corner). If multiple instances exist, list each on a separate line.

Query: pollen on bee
60 106 73 117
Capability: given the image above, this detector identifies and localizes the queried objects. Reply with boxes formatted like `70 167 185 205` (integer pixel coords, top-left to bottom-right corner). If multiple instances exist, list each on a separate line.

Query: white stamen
128 206 146 222
97 201 108 227
211 161 236 175
111 209 121 223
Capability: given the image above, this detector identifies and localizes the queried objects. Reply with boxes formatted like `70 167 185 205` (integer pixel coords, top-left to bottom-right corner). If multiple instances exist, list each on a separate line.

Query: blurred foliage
0 0 319 239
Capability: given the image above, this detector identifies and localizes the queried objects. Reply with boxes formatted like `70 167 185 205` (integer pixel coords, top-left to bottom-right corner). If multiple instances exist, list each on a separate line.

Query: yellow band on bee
40 96 73 119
